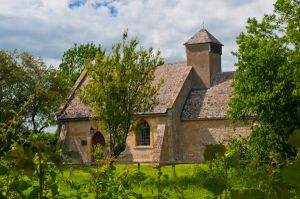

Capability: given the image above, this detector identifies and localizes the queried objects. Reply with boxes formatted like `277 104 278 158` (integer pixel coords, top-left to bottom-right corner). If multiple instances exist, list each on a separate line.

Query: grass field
58 164 215 198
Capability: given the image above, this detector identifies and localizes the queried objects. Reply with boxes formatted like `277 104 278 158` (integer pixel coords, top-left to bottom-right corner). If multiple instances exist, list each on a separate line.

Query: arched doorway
91 131 105 162
92 131 105 147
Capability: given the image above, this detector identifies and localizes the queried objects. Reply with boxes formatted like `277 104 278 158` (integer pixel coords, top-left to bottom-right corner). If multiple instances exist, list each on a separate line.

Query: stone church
57 29 249 165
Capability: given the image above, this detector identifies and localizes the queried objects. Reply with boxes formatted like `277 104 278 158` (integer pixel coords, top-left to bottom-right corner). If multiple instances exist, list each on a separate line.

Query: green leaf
28 186 39 199
0 164 9 175
275 186 295 199
204 144 226 161
0 192 6 199
280 163 300 187
48 153 63 172
226 152 240 168
203 176 227 196
10 180 31 193
288 129 300 147
50 184 59 196
230 189 265 199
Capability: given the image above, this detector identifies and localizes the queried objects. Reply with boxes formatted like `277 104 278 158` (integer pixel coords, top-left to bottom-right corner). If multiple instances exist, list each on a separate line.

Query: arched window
136 120 150 146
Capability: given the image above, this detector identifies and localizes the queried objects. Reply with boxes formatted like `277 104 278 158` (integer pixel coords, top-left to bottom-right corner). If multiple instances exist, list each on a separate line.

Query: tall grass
59 164 215 198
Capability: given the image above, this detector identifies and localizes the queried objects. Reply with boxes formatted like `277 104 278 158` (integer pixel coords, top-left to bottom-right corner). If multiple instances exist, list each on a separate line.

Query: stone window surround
136 120 150 146
134 119 153 148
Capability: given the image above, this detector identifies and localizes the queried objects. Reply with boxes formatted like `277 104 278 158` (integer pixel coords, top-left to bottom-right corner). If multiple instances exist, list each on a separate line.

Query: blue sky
0 0 275 71
68 0 88 9
68 0 118 16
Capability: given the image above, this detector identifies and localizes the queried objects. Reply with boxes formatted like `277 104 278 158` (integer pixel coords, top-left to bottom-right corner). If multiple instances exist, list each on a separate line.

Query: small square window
81 140 87 146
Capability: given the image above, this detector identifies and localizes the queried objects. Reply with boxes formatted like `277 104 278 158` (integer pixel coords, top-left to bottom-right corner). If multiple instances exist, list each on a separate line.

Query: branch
37 126 46 133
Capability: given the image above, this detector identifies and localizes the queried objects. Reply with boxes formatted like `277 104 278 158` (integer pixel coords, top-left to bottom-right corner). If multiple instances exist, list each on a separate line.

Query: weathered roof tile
57 61 192 120
184 29 223 45
181 72 234 120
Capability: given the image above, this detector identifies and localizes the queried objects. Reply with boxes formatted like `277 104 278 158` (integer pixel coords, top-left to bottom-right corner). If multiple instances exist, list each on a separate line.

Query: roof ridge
161 60 186 66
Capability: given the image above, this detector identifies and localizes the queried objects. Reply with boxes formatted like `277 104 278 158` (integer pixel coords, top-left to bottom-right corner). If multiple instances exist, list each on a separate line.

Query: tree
0 50 24 123
0 50 69 133
228 0 300 158
81 31 164 158
59 42 103 85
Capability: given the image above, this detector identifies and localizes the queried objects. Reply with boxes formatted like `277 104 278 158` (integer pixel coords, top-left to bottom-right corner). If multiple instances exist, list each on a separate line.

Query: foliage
203 144 229 198
204 144 226 161
82 31 164 158
0 107 27 155
0 50 69 134
88 145 143 199
151 168 171 199
288 129 300 148
226 136 249 160
228 0 300 158
59 42 103 85
0 50 23 124
0 114 67 198
203 129 300 198
60 164 212 198
230 189 265 199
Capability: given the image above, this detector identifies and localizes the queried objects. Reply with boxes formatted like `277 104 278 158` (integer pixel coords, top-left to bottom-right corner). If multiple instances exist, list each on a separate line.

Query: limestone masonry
57 29 249 165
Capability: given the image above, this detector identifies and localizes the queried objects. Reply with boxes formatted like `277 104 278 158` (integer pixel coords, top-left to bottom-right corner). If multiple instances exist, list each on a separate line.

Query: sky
0 0 276 72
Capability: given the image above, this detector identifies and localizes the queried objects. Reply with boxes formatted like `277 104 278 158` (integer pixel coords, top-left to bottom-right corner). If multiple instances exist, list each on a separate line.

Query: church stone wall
61 120 98 162
177 120 250 163
117 116 168 165
61 117 169 165
161 71 193 163
60 118 249 165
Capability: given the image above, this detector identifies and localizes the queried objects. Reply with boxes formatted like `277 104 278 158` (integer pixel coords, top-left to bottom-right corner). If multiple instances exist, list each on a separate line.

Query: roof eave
57 116 92 122
58 111 168 122
183 41 224 46
181 116 227 121
133 112 168 117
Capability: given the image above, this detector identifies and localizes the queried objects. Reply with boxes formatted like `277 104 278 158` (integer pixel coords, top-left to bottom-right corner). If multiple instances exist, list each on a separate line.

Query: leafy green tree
82 31 163 158
0 50 69 134
228 0 300 158
0 107 27 155
0 50 25 124
59 42 103 85
0 110 66 198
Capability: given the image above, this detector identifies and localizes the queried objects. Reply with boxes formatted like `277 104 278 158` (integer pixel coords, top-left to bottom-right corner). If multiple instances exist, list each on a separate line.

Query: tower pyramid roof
184 29 223 45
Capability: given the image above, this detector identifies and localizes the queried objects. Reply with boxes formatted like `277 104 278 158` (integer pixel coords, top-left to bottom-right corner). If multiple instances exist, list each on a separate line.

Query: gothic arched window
136 120 150 146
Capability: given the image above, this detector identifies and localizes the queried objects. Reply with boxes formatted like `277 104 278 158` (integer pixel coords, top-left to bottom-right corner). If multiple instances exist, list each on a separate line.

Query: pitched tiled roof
184 29 223 45
56 68 92 120
181 72 234 120
59 96 92 119
57 61 192 120
143 61 192 114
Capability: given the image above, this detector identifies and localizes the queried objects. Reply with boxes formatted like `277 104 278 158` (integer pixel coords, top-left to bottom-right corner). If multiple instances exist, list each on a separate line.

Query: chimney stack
184 29 223 88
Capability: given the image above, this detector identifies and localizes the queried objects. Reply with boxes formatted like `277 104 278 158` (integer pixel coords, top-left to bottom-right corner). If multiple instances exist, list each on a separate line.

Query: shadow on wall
179 128 218 162
117 143 134 163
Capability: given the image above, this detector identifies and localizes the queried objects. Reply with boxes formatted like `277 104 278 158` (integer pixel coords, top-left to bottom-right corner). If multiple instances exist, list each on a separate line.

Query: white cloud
0 0 275 71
